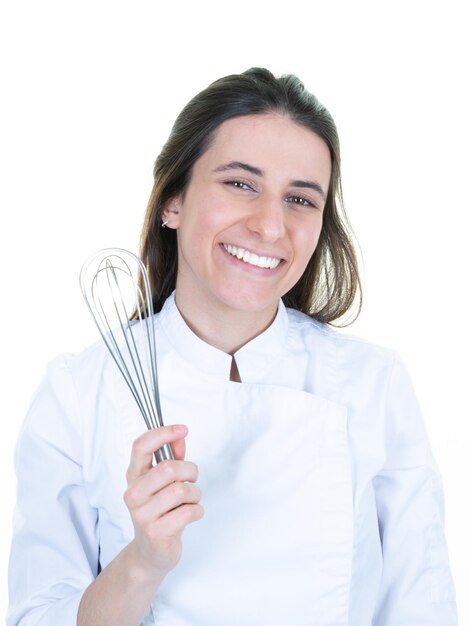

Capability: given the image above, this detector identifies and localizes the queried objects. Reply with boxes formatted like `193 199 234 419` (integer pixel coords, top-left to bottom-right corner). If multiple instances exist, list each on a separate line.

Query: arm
372 354 458 625
8 358 203 626
7 358 98 624
77 426 204 626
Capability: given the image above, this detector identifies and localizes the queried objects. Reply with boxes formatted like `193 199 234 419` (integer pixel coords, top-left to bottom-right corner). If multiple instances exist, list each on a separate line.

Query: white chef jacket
8 293 457 625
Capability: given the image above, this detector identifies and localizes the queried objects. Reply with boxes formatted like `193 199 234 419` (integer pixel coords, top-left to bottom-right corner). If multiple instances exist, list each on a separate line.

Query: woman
8 68 457 625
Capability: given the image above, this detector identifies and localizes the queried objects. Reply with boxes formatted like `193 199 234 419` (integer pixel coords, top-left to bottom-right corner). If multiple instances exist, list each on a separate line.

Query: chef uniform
7 292 457 625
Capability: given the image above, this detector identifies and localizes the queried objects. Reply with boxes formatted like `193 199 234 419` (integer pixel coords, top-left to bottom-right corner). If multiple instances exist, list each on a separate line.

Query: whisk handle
154 442 175 463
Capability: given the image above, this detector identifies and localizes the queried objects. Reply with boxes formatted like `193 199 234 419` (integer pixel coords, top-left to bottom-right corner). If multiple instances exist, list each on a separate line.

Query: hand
123 425 204 577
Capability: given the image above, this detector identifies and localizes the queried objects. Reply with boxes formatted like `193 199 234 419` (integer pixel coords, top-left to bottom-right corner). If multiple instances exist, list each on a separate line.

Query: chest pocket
146 381 353 626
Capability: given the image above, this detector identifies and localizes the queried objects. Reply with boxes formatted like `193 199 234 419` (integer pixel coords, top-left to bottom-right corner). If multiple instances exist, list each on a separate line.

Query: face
164 113 331 324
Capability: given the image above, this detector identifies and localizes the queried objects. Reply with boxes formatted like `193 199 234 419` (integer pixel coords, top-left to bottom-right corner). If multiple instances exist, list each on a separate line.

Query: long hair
139 67 362 326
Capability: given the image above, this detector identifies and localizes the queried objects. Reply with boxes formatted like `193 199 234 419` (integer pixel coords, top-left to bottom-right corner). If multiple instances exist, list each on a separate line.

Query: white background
1 0 468 622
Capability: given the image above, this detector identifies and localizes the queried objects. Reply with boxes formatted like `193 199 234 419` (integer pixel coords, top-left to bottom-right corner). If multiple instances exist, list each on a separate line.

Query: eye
224 180 254 191
285 194 317 209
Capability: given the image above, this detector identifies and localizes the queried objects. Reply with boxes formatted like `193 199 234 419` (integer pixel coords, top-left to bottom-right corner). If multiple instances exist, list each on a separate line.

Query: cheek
294 221 323 263
186 190 230 233
177 195 230 264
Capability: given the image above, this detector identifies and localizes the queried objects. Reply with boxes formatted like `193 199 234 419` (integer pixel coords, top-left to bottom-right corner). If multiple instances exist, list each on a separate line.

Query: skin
78 426 203 625
164 113 331 354
78 113 331 625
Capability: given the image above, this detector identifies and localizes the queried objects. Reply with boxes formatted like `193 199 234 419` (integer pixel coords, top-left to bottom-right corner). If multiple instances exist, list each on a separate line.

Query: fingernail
174 424 188 434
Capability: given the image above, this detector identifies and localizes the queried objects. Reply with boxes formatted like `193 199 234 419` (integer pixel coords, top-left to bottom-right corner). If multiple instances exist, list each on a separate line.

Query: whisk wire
106 261 158 429
80 248 173 462
91 266 152 429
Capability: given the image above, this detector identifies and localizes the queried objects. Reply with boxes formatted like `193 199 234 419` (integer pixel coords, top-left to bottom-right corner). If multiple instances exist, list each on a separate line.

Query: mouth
222 243 283 270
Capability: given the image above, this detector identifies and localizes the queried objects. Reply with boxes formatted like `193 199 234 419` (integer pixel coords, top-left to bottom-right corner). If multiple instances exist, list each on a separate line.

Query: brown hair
139 67 362 326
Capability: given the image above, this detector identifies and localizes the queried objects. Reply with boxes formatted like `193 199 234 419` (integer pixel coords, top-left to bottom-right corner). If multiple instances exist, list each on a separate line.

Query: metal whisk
79 248 173 463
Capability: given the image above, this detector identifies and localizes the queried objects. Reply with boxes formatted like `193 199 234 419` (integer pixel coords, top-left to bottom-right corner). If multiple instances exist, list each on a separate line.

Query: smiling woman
7 68 457 626
141 69 361 328
161 114 331 353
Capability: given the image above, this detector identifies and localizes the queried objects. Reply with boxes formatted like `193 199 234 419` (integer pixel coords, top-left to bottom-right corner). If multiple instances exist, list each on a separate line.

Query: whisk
79 248 173 463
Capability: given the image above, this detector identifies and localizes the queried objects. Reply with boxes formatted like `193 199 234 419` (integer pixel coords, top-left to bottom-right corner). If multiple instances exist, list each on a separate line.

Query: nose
245 195 286 242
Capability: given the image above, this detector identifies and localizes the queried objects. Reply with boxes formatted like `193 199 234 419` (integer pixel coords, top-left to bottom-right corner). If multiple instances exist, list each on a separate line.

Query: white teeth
223 244 281 269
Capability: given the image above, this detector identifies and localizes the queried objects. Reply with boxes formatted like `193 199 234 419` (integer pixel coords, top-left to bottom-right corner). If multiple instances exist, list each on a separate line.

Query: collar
157 292 290 381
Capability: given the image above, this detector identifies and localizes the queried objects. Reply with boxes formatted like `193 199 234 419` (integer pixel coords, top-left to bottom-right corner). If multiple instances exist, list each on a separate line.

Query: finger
171 436 186 461
155 503 205 537
125 460 199 505
127 425 188 479
131 482 202 523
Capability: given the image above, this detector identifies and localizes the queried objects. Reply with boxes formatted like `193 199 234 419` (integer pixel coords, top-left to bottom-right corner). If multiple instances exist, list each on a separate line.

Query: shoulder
285 308 421 429
39 334 121 422
45 334 111 383
287 307 396 360
288 309 402 403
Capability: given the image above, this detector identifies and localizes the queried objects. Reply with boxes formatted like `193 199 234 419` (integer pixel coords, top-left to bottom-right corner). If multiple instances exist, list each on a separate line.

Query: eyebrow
212 160 327 201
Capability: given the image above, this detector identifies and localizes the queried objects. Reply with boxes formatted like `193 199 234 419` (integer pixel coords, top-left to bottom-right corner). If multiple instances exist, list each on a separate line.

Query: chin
215 289 281 314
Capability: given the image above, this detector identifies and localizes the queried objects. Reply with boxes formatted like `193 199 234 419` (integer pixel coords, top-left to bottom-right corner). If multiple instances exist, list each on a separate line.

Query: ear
161 196 181 229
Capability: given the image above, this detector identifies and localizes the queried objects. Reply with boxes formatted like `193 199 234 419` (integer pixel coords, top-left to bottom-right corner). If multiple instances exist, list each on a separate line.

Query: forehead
198 113 331 182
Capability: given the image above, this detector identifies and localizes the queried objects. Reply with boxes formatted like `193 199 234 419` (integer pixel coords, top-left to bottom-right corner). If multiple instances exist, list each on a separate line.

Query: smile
223 244 282 269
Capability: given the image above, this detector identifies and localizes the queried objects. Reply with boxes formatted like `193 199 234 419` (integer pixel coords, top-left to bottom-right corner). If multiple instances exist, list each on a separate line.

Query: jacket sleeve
7 356 99 625
372 353 458 625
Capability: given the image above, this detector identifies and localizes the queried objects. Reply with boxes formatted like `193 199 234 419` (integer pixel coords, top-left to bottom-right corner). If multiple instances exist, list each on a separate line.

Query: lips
222 244 282 269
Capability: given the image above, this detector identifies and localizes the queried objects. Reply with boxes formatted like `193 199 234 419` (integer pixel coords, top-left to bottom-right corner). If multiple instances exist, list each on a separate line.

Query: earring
161 220 169 228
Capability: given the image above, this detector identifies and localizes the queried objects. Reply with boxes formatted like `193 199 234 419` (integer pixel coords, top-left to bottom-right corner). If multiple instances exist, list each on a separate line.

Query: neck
174 291 278 355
